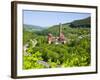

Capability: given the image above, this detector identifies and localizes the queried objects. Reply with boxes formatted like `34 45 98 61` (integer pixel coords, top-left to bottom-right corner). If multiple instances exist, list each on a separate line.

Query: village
47 23 67 44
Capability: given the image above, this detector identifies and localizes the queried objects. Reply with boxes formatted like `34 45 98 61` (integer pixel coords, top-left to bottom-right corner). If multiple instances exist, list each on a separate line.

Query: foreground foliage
23 26 91 69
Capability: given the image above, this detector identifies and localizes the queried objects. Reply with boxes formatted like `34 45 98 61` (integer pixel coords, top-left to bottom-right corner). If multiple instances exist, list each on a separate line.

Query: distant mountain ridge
23 24 44 31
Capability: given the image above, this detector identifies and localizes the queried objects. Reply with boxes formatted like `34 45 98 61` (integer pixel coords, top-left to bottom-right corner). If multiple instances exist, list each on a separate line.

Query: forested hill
71 17 90 25
70 17 91 28
39 17 91 36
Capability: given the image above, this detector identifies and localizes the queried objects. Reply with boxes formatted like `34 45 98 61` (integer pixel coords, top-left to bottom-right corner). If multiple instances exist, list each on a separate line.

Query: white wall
0 0 99 80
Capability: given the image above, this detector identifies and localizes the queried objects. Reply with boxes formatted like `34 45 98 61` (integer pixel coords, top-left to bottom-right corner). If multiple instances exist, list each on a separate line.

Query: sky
23 10 90 27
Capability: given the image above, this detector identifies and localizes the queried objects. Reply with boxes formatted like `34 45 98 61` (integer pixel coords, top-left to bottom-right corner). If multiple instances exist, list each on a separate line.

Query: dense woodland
23 17 91 69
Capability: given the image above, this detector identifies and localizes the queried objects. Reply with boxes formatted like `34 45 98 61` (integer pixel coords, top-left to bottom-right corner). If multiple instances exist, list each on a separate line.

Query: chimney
59 23 62 36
